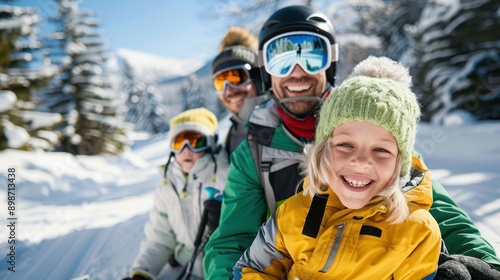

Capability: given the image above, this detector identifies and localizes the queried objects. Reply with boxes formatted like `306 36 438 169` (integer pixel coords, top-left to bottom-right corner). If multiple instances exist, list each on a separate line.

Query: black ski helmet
258 5 338 91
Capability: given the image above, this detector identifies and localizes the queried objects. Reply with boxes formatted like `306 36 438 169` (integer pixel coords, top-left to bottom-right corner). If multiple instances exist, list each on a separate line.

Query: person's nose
288 64 308 79
178 144 194 155
351 148 371 170
222 83 239 97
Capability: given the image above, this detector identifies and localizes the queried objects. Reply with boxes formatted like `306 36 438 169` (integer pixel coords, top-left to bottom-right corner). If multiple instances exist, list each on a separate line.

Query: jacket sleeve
393 209 441 280
131 183 178 278
430 178 500 269
204 140 269 280
233 213 291 280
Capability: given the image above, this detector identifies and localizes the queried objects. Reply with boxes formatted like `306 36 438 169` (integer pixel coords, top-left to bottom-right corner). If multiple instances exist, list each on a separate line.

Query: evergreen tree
377 0 427 63
122 61 169 134
0 4 60 151
329 0 388 82
43 0 128 154
410 0 500 122
180 74 207 111
178 71 227 120
329 0 428 83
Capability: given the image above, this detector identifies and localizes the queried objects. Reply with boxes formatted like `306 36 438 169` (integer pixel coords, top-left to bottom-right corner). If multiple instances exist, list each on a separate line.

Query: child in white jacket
129 108 224 280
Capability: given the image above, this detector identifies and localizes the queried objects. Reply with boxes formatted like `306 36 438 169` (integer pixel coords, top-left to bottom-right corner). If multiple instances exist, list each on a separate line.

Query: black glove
436 252 500 280
204 199 221 233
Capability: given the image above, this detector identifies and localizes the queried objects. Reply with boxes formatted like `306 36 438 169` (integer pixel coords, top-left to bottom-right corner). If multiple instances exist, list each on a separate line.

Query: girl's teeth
345 178 370 188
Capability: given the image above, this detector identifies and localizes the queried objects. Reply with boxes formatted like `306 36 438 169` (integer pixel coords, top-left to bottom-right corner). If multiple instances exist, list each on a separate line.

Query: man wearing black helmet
204 5 500 279
204 7 340 279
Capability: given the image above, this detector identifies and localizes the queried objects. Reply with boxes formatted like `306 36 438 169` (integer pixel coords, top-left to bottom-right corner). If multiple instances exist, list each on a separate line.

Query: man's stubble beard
283 100 317 115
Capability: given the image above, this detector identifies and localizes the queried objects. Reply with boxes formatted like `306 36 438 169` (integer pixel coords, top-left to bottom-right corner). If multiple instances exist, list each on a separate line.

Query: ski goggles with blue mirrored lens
212 65 252 94
172 131 211 153
262 31 338 77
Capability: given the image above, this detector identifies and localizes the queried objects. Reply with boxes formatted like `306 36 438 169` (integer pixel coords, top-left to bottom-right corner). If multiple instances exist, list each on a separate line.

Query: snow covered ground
1 120 499 279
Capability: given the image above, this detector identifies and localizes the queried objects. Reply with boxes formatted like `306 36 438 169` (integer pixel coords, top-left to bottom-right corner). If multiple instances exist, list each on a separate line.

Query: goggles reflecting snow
172 131 210 153
262 31 337 77
212 65 252 94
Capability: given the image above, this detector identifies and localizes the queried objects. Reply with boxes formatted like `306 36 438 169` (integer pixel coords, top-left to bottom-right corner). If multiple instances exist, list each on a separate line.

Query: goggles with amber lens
262 31 338 77
212 65 252 94
172 131 211 153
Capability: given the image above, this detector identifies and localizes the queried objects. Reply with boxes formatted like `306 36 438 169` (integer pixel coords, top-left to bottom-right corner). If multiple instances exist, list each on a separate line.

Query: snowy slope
0 121 499 279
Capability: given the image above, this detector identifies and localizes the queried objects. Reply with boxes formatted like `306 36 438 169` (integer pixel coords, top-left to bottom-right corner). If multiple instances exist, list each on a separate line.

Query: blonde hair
218 26 258 51
301 138 409 224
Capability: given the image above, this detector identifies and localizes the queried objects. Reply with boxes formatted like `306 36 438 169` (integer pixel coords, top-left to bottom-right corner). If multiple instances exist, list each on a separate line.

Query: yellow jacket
234 156 441 280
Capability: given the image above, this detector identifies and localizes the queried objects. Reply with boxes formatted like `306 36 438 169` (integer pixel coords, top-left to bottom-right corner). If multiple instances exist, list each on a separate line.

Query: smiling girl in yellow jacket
233 57 441 280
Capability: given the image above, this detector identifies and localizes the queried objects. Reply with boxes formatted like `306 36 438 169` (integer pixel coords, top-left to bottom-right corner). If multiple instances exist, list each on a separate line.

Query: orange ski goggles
172 131 210 153
213 65 252 93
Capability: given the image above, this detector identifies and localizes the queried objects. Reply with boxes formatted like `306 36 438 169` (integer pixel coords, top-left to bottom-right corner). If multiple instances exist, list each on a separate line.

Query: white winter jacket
131 153 225 280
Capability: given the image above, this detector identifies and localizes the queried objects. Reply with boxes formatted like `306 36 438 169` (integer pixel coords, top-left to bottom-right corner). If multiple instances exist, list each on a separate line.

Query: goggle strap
272 86 332 120
331 43 339 62
258 50 265 68
164 151 175 178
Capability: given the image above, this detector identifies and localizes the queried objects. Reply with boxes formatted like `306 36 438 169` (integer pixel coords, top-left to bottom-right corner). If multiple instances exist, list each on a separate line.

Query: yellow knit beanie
168 108 218 144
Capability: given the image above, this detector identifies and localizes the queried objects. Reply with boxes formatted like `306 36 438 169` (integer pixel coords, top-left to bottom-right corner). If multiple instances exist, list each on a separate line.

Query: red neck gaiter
277 106 316 141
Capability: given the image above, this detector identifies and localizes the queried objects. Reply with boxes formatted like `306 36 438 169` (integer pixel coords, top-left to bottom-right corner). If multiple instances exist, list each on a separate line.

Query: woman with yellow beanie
128 108 224 280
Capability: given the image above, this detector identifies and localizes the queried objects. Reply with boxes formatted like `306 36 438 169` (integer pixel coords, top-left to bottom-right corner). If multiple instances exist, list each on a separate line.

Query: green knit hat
316 57 421 177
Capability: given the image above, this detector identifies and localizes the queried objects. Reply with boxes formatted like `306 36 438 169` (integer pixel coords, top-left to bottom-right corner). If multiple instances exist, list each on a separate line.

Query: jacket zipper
320 223 345 272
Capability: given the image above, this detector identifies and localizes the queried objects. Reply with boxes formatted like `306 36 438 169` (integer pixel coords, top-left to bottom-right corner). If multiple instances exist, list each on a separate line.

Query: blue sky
13 0 228 62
